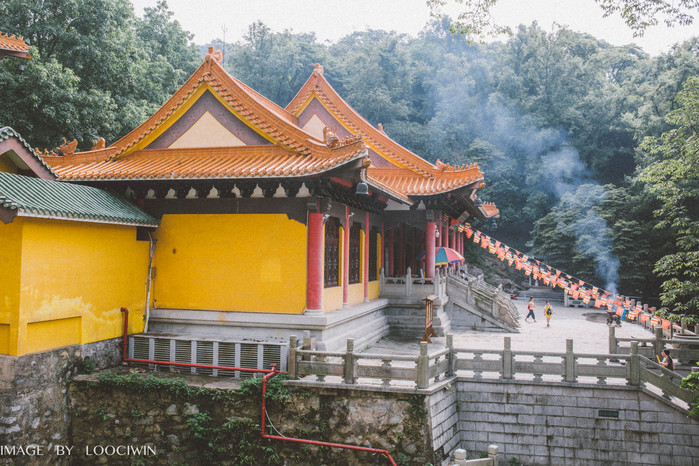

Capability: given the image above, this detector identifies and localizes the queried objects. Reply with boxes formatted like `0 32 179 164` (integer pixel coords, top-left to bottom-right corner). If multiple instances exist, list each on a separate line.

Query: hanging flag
661 319 671 329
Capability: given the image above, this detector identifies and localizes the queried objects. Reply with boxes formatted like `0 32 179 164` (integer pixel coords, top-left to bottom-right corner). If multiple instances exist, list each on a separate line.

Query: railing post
488 445 499 463
417 341 429 389
653 327 663 356
502 337 513 379
565 339 576 383
343 338 356 385
608 325 617 354
303 330 312 362
628 342 640 386
681 318 687 335
379 268 385 294
446 334 455 377
433 270 440 296
405 267 412 296
288 335 298 380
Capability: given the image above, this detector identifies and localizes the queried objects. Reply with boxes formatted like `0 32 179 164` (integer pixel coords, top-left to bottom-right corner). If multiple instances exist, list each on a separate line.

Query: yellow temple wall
0 219 23 355
2 218 148 356
152 214 307 314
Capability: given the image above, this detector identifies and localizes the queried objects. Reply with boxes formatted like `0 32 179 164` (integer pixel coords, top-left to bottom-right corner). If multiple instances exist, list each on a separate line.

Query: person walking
525 297 536 322
544 301 553 327
660 349 674 371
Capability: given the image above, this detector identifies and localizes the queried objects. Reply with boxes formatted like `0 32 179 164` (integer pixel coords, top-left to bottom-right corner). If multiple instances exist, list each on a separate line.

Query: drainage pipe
119 308 397 465
261 367 397 465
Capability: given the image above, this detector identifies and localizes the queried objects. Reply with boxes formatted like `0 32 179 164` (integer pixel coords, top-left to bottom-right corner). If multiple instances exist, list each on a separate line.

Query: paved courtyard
363 298 654 356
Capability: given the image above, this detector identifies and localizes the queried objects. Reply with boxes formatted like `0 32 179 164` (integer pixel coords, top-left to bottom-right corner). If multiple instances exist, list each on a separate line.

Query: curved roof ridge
0 126 57 177
286 67 440 177
73 49 325 161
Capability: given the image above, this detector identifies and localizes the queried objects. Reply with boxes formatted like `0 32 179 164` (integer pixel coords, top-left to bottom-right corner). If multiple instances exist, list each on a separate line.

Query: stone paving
362 298 655 356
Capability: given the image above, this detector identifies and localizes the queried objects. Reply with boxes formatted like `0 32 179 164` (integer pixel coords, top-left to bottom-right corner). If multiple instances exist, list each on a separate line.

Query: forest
0 0 697 321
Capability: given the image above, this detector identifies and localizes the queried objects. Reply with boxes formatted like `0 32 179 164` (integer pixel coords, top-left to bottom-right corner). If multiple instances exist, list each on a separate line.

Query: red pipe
120 308 396 465
261 367 396 465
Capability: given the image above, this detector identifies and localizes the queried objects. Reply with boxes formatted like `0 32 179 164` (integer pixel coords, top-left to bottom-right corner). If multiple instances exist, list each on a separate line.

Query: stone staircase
446 273 520 333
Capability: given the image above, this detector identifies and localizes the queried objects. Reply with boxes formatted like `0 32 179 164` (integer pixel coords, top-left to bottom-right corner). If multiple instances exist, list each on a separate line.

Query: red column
426 221 436 278
343 206 350 307
388 228 394 276
437 216 442 247
444 220 450 249
450 228 455 251
363 212 369 302
306 212 324 312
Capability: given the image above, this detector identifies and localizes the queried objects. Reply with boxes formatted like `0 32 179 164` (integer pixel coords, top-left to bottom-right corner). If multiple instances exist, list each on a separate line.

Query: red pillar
381 223 385 274
343 206 350 307
306 212 324 312
426 221 436 278
364 212 369 302
388 228 394 276
437 216 442 247
444 219 450 249
450 228 455 251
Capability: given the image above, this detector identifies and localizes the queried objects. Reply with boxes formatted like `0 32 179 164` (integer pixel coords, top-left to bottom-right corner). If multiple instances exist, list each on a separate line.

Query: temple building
2 47 497 357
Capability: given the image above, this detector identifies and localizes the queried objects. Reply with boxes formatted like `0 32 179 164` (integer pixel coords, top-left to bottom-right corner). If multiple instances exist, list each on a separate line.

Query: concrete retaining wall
456 379 699 465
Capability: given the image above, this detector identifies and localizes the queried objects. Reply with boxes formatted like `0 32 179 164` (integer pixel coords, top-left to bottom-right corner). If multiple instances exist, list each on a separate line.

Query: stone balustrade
288 334 696 412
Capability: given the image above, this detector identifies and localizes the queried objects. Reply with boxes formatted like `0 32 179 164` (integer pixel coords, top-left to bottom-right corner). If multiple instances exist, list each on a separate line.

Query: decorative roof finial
314 64 324 76
57 137 78 156
205 46 223 64
378 123 385 133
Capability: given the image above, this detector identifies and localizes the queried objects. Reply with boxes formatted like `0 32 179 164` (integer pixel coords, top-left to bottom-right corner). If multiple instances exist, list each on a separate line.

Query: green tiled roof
0 126 57 177
0 171 158 226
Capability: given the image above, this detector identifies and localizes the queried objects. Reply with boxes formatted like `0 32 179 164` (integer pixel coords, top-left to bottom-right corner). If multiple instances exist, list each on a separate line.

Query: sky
131 0 697 55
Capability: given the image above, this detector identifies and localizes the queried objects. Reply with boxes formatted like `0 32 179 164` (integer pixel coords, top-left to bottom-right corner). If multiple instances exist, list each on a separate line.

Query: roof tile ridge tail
205 62 325 154
291 68 437 177
106 63 208 158
0 32 30 52
0 126 57 176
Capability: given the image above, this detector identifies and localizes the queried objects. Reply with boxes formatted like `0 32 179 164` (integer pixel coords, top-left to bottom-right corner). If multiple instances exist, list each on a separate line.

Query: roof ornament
313 64 324 76
378 123 385 134
205 46 223 64
57 137 78 156
323 126 340 147
91 137 105 151
35 147 57 157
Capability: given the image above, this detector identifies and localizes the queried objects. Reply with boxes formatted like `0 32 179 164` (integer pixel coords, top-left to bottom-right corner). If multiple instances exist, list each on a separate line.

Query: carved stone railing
610 326 699 367
379 267 447 299
287 335 696 412
446 272 520 330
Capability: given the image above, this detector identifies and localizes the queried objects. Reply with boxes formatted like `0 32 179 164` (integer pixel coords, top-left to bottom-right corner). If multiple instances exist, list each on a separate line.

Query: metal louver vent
196 341 214 375
240 343 259 379
132 336 149 368
154 338 170 362
263 345 281 370
218 342 236 378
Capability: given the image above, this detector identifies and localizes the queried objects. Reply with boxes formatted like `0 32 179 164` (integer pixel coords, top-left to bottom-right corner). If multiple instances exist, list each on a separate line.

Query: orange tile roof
105 48 319 159
0 32 30 57
285 65 497 212
46 142 367 181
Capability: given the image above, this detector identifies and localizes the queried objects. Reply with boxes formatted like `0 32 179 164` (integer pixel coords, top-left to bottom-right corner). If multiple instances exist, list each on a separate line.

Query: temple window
324 217 340 288
349 223 361 284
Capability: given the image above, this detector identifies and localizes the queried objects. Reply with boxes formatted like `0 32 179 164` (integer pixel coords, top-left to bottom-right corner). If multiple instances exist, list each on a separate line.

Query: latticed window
349 223 361 284
369 227 378 281
324 218 340 288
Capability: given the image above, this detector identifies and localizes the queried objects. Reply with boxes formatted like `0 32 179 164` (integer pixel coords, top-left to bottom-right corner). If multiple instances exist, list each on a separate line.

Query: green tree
427 0 699 41
639 77 699 318
0 0 198 149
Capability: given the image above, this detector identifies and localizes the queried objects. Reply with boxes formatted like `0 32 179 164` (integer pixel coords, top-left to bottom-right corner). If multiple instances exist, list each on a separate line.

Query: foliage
0 0 198 150
79 357 98 374
426 0 699 42
237 373 291 403
679 363 699 415
640 77 699 318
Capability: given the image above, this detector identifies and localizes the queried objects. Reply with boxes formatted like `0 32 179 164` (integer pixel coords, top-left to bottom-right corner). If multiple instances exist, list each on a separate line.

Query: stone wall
457 379 699 465
428 380 459 464
67 372 434 465
0 338 122 466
